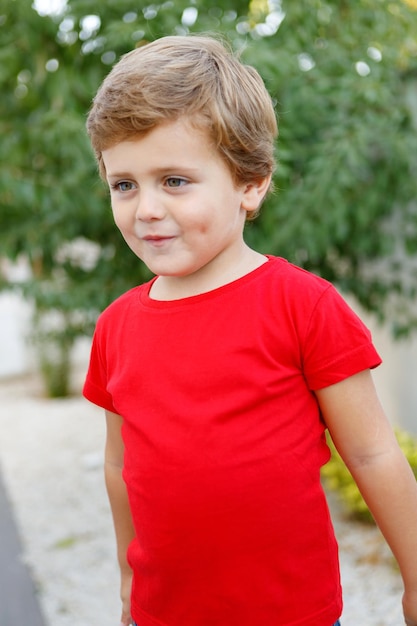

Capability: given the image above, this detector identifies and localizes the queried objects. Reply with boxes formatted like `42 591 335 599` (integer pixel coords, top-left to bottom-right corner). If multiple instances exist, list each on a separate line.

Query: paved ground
0 369 119 626
0 470 46 625
0 367 406 626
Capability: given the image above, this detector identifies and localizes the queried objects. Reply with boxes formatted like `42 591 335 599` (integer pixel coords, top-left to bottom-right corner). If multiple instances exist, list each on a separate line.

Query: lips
142 234 176 247
143 234 175 241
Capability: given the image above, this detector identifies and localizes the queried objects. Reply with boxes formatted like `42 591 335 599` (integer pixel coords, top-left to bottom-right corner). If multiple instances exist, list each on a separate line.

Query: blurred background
0 1 417 624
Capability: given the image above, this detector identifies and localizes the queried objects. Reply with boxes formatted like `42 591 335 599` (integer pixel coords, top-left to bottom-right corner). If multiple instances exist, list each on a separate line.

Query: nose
135 188 166 222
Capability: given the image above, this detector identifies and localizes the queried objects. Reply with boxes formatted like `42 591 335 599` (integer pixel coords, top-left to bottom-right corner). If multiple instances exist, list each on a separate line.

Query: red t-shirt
83 257 381 626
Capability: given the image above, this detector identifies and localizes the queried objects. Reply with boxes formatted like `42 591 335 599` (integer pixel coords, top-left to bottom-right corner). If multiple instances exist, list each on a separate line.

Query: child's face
102 118 265 291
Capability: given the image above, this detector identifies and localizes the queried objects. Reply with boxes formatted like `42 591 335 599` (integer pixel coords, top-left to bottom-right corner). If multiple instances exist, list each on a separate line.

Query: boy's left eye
165 177 187 188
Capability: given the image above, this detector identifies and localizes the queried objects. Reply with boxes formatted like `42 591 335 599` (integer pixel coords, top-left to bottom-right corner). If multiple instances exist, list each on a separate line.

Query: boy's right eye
111 181 136 192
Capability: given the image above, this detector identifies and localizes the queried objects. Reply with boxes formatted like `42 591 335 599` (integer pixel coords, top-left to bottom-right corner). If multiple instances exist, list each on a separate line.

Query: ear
240 175 272 213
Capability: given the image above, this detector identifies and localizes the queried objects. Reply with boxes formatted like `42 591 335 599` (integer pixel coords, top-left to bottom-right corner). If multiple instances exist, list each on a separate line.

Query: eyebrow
106 172 133 180
106 166 201 179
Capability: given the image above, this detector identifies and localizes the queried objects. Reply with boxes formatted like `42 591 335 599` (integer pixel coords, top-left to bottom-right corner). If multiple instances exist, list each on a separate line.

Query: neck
149 248 267 301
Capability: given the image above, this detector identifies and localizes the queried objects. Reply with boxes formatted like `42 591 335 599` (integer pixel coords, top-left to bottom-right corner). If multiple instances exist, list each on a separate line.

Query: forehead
102 117 224 172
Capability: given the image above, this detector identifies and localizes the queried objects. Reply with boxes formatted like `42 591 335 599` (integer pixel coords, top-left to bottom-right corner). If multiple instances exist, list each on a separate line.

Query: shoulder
95 281 152 331
266 256 332 292
259 256 335 314
262 257 370 341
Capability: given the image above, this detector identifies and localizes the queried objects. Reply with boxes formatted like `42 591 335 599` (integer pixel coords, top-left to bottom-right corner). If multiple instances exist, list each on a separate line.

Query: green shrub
322 428 417 523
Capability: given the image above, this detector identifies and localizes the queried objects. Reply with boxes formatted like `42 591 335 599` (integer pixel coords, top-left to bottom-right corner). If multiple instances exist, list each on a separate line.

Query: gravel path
0 370 405 626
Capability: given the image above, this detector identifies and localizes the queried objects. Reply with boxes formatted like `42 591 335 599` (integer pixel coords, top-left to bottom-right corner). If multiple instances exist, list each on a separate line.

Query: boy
83 35 417 626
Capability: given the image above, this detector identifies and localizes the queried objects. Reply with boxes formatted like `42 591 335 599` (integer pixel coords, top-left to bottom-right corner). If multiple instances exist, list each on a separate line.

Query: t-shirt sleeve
301 284 382 390
83 326 118 414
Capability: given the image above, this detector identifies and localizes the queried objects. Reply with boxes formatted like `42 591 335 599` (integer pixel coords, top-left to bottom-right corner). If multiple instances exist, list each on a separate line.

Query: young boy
83 35 417 626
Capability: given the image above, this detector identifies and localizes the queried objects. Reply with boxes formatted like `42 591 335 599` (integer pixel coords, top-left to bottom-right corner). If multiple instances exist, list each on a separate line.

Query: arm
104 410 136 626
316 370 417 626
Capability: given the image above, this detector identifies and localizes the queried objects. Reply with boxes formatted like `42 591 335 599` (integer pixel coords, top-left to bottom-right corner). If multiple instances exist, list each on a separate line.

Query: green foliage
0 0 417 394
37 333 73 398
242 1 417 336
322 428 417 523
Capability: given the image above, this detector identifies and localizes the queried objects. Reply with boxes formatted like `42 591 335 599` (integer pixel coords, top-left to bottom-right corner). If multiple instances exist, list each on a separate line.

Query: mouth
142 234 176 247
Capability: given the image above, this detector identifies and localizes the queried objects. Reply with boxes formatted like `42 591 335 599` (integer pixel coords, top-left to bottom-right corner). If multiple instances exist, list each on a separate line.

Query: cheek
178 212 209 235
111 207 128 231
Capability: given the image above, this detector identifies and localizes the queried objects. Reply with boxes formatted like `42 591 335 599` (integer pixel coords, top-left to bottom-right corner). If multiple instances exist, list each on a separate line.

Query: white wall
0 291 33 378
364 312 417 435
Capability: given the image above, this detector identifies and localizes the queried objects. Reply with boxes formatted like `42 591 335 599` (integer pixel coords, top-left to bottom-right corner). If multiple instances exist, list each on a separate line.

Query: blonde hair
87 35 277 217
